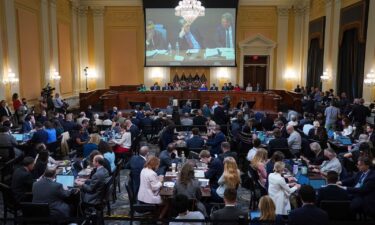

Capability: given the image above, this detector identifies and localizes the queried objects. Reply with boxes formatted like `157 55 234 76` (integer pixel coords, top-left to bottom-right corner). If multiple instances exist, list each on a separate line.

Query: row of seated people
138 82 264 92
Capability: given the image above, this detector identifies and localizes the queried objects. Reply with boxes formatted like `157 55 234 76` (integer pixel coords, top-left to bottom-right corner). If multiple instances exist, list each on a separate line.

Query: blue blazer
206 131 226 156
22 122 33 133
125 155 146 197
186 135 205 149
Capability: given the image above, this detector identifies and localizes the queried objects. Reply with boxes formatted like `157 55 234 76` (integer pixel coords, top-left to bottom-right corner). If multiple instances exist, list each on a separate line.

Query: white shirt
246 147 258 161
138 167 162 204
303 124 314 136
245 86 253 92
225 26 233 48
342 126 353 136
112 131 131 149
268 172 298 215
169 211 205 225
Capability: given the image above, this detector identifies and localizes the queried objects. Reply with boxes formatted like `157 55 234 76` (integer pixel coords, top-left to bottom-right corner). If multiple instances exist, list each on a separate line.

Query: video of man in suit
145 8 236 66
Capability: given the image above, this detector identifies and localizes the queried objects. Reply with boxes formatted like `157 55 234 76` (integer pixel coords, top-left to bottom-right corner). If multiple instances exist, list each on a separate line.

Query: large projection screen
145 8 237 67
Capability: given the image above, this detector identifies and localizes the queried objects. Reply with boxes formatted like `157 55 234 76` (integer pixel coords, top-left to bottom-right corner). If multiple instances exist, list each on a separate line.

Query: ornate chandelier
175 0 205 24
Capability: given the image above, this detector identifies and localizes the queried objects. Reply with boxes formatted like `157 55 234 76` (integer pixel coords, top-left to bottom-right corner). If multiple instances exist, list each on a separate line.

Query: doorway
243 55 268 91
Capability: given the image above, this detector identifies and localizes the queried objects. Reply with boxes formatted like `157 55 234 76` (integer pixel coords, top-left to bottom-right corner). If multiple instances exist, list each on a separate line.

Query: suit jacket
342 169 375 214
214 25 235 48
129 124 140 140
186 135 205 149
125 155 146 197
206 131 226 156
32 178 72 217
31 129 49 144
81 166 110 205
210 86 219 91
193 115 207 126
150 85 161 91
0 133 18 148
11 167 34 203
210 206 248 225
0 106 12 118
289 204 329 225
268 137 289 157
213 106 227 125
178 28 204 50
219 151 238 163
146 30 166 50
157 150 179 175
137 167 162 204
317 184 349 205
204 158 223 189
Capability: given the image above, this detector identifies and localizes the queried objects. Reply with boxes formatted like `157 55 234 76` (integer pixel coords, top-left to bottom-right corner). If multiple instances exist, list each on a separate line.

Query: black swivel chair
320 200 355 221
0 182 20 225
19 202 50 225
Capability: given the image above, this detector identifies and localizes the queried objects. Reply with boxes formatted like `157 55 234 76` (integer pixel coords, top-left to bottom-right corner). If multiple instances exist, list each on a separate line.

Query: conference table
99 90 282 113
146 48 235 66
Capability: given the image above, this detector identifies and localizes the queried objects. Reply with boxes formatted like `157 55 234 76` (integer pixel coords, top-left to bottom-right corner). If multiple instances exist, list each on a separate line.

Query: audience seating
0 182 19 225
0 146 15 164
320 200 355 221
19 202 50 225
0 158 16 185
247 166 267 210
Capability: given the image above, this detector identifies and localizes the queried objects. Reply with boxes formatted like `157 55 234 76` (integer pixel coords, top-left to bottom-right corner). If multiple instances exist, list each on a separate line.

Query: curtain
337 29 365 99
306 38 324 89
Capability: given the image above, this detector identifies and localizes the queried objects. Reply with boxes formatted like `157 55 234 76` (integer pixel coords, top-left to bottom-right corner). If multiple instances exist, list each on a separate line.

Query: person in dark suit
219 142 237 162
268 128 289 157
338 157 375 215
214 13 235 49
205 125 226 156
366 124 375 147
186 128 205 150
0 100 12 119
160 124 175 150
350 99 370 126
289 185 329 225
213 104 227 126
178 19 203 50
157 143 180 175
317 171 349 205
32 168 74 218
30 122 48 145
210 188 248 225
199 150 223 190
75 155 110 205
261 113 274 131
150 82 161 91
210 84 219 91
11 157 35 203
125 119 140 140
125 146 148 198
192 110 207 127
140 112 154 129
145 21 166 50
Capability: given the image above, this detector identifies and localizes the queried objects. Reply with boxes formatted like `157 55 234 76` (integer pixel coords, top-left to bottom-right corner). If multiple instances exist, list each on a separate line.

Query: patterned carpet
0 141 251 225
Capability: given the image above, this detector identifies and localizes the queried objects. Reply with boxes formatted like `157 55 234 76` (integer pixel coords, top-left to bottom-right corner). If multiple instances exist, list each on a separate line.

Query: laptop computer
12 134 24 142
309 179 327 190
250 211 261 219
296 172 309 185
338 136 352 145
56 175 75 188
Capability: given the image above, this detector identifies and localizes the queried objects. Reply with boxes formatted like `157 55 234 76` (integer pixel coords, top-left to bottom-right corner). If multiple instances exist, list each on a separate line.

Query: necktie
186 33 194 49
226 29 230 48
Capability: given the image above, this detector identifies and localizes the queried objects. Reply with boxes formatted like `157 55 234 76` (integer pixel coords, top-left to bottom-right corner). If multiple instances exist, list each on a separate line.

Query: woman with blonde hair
137 156 163 204
268 161 300 215
83 133 101 157
251 148 268 187
252 196 283 225
216 157 241 198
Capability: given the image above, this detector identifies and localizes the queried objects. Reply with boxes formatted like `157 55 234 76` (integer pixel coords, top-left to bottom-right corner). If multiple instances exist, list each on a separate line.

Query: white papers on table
146 49 168 57
186 49 200 54
174 55 184 61
194 170 205 178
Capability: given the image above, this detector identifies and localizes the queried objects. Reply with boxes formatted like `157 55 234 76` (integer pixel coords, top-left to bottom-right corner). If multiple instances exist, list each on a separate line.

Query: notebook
56 175 75 188
337 136 352 145
250 211 261 219
309 179 327 190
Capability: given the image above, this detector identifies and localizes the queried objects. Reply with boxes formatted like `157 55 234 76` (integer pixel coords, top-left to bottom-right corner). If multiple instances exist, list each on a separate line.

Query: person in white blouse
137 156 163 204
268 161 300 215
341 118 353 136
111 123 132 161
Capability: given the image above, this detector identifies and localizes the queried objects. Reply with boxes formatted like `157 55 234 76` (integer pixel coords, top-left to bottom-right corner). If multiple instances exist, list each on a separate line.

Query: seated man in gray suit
75 155 110 205
32 168 75 218
211 188 249 225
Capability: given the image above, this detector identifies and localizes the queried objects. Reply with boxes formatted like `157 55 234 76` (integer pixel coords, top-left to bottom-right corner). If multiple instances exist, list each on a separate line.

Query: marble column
41 0 51 87
330 0 341 92
78 6 89 92
4 0 20 95
92 6 106 89
276 6 290 89
322 0 333 91
50 0 60 93
71 0 80 95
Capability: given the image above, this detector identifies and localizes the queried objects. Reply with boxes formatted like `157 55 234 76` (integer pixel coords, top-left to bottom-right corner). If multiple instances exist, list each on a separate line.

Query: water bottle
293 164 298 175
175 42 180 56
181 151 186 164
168 43 172 55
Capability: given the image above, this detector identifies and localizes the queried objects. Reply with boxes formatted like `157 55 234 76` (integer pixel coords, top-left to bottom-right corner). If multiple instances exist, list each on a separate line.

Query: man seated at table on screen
145 20 167 51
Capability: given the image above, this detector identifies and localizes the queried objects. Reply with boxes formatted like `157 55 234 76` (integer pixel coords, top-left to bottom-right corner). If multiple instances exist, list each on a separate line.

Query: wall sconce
284 69 297 80
83 67 97 91
3 69 19 85
364 70 375 86
320 70 330 81
51 69 61 80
